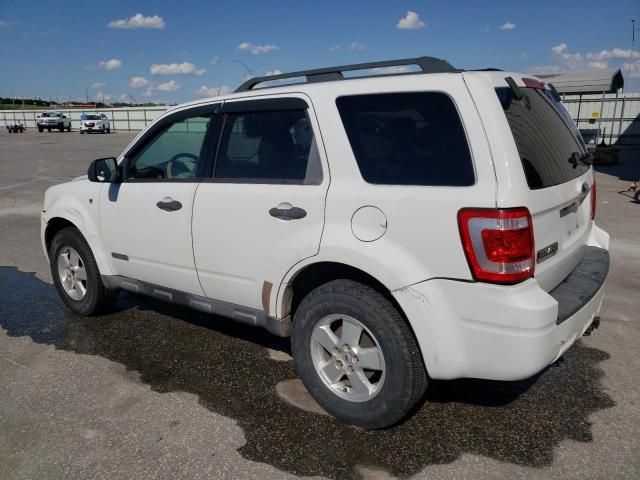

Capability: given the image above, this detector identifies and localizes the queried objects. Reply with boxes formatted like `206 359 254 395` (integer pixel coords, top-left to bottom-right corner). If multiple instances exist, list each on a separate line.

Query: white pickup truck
37 112 71 132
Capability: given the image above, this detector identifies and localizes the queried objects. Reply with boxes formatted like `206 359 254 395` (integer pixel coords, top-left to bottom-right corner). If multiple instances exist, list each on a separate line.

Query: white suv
80 113 111 134
41 57 610 429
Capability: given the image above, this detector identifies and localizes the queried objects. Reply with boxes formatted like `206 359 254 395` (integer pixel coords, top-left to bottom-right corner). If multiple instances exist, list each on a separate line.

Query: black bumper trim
550 246 609 325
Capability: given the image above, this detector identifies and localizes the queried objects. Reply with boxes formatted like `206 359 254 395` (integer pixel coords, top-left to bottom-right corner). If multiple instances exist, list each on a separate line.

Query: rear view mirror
88 157 119 183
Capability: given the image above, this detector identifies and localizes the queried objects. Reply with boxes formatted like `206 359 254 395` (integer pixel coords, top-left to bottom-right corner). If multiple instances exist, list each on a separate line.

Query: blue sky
1 0 639 104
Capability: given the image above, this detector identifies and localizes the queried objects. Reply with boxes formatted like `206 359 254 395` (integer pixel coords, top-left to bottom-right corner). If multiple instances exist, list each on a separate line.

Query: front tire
291 279 427 429
49 227 118 315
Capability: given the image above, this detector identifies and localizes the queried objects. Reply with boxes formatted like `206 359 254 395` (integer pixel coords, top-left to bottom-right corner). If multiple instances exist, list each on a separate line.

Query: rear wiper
568 151 593 168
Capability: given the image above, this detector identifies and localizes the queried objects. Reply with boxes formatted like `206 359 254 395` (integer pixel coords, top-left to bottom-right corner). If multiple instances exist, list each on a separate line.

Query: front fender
42 183 113 276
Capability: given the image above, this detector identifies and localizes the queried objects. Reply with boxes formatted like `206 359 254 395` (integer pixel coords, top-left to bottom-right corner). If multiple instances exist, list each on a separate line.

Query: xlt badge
537 242 559 264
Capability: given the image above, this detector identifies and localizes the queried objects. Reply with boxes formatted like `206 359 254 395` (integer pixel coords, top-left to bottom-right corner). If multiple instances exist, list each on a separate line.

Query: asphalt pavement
0 129 639 479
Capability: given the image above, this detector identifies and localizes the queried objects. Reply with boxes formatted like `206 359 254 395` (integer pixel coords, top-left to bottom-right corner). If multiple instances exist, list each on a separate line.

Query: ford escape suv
41 57 610 429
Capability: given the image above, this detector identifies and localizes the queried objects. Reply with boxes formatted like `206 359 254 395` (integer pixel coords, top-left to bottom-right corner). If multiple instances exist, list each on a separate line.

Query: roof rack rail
234 56 459 92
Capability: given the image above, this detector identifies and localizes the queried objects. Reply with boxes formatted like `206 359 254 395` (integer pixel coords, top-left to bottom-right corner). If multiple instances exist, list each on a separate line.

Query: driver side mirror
88 157 120 183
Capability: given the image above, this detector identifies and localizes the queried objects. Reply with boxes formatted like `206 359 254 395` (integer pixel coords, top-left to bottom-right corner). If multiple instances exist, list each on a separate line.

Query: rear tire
47 128 51 132
291 279 427 429
49 227 118 315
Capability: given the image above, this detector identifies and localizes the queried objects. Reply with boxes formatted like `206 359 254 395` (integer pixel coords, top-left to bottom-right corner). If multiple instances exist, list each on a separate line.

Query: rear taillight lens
591 181 597 220
458 208 535 284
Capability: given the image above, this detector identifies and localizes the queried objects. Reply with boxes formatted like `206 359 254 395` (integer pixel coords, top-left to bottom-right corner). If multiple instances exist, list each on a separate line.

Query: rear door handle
156 198 183 212
269 204 307 220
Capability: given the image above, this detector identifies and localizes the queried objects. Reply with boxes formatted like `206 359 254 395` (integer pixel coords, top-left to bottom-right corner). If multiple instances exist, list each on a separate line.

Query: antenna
627 19 636 90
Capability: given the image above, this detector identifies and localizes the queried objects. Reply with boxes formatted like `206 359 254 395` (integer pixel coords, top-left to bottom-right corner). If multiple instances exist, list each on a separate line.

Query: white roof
536 69 624 94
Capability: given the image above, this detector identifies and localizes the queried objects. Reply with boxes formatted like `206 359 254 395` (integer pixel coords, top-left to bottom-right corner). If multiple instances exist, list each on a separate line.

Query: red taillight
458 208 535 284
591 181 597 220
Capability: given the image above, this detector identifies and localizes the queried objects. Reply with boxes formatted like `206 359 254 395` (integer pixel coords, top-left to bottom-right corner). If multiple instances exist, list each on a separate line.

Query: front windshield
85 115 100 120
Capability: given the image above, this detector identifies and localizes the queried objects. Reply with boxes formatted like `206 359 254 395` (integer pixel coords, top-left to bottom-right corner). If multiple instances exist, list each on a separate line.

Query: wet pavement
0 266 616 478
1 131 639 479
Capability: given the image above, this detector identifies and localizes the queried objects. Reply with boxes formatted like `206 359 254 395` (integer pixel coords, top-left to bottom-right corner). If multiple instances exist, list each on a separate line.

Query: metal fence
0 106 168 132
562 92 640 146
2 94 640 145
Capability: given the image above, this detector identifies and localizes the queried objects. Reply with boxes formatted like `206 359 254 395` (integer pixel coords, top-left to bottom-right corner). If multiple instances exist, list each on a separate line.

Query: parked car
80 113 111 134
37 112 71 132
41 57 610 429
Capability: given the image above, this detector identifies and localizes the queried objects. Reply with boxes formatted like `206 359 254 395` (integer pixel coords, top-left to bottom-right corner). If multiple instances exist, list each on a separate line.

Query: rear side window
214 109 322 184
496 87 589 190
336 92 475 186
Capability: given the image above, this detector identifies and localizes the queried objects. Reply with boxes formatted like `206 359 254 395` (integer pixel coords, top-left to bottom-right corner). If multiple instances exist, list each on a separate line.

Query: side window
126 114 211 181
214 109 322 184
336 92 475 186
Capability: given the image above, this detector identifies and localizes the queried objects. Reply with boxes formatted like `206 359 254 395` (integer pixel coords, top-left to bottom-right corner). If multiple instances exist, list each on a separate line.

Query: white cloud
237 42 279 55
0 20 11 30
528 43 639 75
586 48 640 61
623 61 640 78
196 85 232 97
329 42 366 52
526 65 562 75
499 22 516 31
150 62 206 76
129 76 149 88
99 59 122 71
95 91 112 101
551 43 568 55
396 11 425 30
550 43 582 69
107 13 165 30
265 69 283 76
588 61 609 70
156 80 181 92
210 56 219 65
119 94 131 102
91 82 106 88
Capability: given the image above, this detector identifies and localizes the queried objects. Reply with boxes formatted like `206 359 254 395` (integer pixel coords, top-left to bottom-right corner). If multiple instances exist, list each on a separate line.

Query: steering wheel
166 153 199 179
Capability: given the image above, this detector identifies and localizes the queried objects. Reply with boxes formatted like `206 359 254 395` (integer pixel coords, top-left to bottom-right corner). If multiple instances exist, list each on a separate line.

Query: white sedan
80 113 111 134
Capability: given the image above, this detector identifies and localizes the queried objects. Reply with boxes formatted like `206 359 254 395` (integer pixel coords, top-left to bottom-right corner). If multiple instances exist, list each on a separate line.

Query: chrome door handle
156 198 182 212
269 205 307 220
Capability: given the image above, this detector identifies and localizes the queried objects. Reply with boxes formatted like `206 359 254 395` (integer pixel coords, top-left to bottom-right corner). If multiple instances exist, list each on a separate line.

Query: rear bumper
394 226 610 381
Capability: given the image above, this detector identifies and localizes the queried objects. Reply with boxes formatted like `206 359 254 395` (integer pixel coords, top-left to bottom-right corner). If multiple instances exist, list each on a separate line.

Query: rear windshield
336 92 475 186
496 87 589 190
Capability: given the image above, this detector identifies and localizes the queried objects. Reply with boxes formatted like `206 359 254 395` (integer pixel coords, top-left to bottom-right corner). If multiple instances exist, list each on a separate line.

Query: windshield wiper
568 151 593 168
